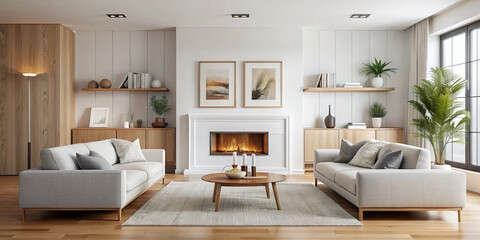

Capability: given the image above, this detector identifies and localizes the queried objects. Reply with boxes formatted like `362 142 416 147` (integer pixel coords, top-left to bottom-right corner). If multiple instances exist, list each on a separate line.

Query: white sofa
19 139 165 221
314 142 466 221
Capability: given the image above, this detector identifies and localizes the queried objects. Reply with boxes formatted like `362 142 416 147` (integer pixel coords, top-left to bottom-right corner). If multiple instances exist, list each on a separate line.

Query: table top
201 172 286 185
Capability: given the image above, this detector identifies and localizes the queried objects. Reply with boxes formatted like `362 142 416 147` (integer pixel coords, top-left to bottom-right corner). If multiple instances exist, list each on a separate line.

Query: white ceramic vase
431 163 452 170
372 117 382 128
371 77 384 88
151 80 162 88
123 121 129 128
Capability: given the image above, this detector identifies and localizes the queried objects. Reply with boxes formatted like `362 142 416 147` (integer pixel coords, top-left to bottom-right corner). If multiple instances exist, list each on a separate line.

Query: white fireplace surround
185 114 291 175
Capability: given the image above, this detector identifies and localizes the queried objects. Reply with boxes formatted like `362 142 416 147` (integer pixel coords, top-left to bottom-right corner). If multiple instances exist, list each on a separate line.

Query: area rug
123 182 361 226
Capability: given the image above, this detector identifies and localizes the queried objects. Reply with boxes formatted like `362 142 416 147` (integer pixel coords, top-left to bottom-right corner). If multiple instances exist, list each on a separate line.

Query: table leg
265 184 270 198
272 183 281 210
214 184 222 212
212 183 218 202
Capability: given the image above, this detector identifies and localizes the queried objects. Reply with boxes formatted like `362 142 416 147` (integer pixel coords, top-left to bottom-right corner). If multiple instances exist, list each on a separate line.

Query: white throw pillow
111 138 147 164
348 139 386 168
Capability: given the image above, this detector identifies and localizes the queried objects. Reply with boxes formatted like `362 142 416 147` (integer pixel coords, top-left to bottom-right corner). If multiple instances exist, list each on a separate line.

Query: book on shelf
315 73 336 88
343 82 363 88
348 122 366 126
118 74 129 88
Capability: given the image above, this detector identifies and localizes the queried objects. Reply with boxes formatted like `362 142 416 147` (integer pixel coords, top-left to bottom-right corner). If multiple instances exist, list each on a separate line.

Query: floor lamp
22 73 37 169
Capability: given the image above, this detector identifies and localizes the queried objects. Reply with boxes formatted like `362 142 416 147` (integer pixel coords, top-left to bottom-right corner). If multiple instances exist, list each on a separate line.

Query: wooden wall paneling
76 31 96 127
112 31 131 128
16 26 29 173
147 31 165 127
117 129 146 148
339 129 376 144
304 129 339 163
376 128 405 143
59 25 76 146
95 31 113 127
0 26 7 174
130 31 148 127
72 129 117 143
164 31 176 128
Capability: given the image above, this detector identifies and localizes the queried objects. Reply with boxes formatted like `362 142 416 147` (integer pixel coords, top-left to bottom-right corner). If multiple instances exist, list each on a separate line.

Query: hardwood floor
1 173 480 239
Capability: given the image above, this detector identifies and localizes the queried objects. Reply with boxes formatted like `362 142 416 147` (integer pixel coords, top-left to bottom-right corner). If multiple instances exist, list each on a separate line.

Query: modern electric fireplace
210 132 268 155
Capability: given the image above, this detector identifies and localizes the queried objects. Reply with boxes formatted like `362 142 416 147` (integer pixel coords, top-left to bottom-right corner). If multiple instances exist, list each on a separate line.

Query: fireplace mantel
186 114 290 175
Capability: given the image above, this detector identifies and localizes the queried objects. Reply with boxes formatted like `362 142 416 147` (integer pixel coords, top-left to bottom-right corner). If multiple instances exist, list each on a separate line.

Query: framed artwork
243 61 282 108
199 61 236 108
89 107 110 127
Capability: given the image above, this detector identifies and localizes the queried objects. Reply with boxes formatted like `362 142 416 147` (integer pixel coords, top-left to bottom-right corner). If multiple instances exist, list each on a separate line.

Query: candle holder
251 166 257 176
241 165 248 175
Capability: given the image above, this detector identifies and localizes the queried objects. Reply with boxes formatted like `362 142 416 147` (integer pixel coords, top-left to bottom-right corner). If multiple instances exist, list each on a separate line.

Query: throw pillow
374 150 403 169
333 139 368 163
76 151 114 170
111 138 147 164
348 139 386 168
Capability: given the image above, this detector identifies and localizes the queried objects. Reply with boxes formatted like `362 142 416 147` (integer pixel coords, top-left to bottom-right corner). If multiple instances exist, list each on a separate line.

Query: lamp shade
22 73 37 77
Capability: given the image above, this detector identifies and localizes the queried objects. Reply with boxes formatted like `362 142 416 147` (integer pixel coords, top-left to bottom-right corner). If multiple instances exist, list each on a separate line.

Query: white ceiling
0 0 462 31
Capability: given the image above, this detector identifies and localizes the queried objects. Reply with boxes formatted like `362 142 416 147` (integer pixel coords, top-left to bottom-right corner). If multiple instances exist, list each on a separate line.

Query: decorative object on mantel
199 61 236 108
89 107 110 127
126 112 135 128
324 105 336 128
408 67 470 169
315 73 336 88
244 61 283 108
87 80 99 89
368 103 386 128
151 79 162 88
137 119 143 128
100 78 112 88
361 58 398 88
150 95 172 128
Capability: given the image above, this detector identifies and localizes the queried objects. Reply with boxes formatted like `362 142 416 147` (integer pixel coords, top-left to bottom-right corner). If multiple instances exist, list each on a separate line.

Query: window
441 21 480 171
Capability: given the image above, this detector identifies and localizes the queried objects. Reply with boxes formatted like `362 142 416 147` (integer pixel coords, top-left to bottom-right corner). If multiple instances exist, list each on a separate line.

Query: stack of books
347 122 367 129
315 73 336 88
343 82 362 88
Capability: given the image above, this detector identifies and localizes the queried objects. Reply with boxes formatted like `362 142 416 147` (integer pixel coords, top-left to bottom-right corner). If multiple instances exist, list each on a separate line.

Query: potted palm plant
150 95 172 128
368 103 386 128
408 67 470 169
361 58 398 88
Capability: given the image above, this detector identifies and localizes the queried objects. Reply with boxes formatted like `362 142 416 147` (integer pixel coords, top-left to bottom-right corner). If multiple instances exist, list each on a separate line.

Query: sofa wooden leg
359 208 364 221
315 178 317 187
458 209 462 222
117 209 122 221
22 209 26 222
163 178 165 184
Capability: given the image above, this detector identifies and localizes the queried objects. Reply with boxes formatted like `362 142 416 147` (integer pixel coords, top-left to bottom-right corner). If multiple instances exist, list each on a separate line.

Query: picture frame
243 61 283 108
199 61 236 108
89 107 110 127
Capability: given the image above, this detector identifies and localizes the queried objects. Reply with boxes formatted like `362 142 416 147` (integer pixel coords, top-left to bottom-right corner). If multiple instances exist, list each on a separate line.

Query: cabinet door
304 129 339 163
339 129 376 144
117 129 146 148
376 128 405 143
146 128 176 172
72 129 117 144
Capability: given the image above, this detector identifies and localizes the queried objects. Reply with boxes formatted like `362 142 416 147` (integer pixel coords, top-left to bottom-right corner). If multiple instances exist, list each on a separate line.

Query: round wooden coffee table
201 172 286 212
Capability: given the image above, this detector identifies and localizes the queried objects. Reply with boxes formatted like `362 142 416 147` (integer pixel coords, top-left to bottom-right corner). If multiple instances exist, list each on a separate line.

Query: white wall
303 30 409 129
176 27 304 173
76 30 176 128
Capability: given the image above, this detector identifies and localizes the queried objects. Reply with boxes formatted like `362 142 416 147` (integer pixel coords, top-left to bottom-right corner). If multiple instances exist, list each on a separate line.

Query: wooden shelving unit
82 88 169 92
303 87 394 92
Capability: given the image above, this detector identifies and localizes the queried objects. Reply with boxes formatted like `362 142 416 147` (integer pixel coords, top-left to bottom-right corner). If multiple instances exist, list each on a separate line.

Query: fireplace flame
212 133 266 154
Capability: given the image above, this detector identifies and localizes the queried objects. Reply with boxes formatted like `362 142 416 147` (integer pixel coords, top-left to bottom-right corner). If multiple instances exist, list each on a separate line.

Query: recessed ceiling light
231 14 249 19
107 14 126 19
350 14 370 19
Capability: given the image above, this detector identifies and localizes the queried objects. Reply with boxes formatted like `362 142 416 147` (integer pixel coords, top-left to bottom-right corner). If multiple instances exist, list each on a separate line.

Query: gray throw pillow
76 151 114 170
334 139 368 163
374 150 403 169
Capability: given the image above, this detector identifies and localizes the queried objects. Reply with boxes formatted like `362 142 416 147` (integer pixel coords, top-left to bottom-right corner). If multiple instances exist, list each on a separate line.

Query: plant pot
371 117 382 128
371 77 384 88
152 117 168 128
431 163 452 170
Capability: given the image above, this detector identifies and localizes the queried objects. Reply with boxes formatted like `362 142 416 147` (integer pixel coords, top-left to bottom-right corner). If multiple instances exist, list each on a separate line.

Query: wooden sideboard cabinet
72 128 176 173
304 128 405 171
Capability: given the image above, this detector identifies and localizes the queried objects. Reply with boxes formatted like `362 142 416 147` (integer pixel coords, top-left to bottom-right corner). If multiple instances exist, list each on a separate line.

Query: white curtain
407 19 429 147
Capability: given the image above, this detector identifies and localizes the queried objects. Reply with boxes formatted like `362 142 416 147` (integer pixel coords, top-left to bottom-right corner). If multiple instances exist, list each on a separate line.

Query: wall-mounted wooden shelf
82 88 169 92
303 87 394 92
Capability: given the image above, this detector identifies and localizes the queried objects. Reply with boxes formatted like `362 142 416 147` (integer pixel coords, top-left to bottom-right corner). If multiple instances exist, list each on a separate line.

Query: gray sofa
314 142 466 221
19 139 165 221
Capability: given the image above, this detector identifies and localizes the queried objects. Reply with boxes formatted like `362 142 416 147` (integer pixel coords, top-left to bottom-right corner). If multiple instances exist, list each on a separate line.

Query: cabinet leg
359 208 363 221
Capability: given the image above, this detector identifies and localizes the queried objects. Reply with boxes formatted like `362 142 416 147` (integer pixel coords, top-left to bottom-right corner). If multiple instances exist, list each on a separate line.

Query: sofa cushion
111 139 147 164
334 170 358 195
84 140 118 165
374 150 403 169
378 143 431 169
113 161 163 180
315 162 365 182
41 143 89 170
334 139 367 163
349 140 386 168
124 170 148 192
76 151 114 170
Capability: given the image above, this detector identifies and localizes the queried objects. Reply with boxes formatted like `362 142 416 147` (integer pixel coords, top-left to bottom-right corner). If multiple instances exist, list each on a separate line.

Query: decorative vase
431 163 452 170
123 121 129 128
324 105 336 128
136 119 143 128
100 78 112 88
129 121 135 128
152 117 168 128
372 117 382 128
151 80 162 88
371 77 384 88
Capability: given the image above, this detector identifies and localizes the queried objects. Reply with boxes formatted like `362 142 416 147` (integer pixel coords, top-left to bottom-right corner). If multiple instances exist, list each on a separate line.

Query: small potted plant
361 58 398 88
150 95 172 128
368 103 386 128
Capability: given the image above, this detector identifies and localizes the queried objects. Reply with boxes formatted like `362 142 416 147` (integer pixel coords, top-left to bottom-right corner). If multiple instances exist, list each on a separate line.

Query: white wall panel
112 31 131 128
303 29 319 127
94 31 113 127
335 31 352 85
165 31 177 127
76 31 96 128
147 31 165 127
